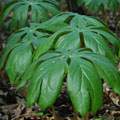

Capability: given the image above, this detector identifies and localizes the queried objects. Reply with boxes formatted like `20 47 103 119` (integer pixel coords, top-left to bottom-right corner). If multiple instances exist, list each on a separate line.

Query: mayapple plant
36 12 120 61
77 0 120 12
0 3 120 119
0 0 60 30
0 25 52 84
25 48 120 116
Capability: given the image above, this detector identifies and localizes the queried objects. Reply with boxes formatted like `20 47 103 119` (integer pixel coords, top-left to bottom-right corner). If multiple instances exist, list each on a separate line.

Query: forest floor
0 10 120 120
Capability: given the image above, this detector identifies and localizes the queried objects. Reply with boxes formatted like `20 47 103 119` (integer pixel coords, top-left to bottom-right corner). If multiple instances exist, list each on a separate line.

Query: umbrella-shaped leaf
0 25 52 85
49 26 119 62
0 0 60 30
37 12 104 32
77 0 120 12
36 12 120 61
23 49 120 116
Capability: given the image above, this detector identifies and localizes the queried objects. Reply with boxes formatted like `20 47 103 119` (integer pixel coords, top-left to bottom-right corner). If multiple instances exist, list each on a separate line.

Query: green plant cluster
77 0 120 12
0 0 60 30
0 0 120 118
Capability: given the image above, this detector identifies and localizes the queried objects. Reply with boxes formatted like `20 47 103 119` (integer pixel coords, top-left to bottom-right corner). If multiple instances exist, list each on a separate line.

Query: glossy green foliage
77 0 120 12
22 49 120 116
0 0 60 30
36 12 105 32
1 11 120 117
36 12 120 61
0 26 52 84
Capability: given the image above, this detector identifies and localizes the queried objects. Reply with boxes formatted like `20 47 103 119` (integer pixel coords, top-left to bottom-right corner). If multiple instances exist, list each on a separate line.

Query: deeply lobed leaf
36 12 120 61
20 49 120 116
1 11 120 117
77 0 120 12
0 26 52 84
0 0 60 30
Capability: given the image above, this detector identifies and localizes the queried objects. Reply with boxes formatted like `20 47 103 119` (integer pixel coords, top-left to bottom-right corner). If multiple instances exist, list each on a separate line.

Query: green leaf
37 12 104 32
83 32 115 62
5 44 32 84
36 12 120 60
33 12 70 32
23 49 120 116
26 63 44 106
77 0 120 12
67 58 103 116
49 26 119 62
55 30 80 50
33 38 53 60
17 62 38 89
0 24 54 88
31 4 48 22
67 58 90 116
38 58 65 109
91 28 120 46
80 52 120 94
1 0 60 30
27 58 65 108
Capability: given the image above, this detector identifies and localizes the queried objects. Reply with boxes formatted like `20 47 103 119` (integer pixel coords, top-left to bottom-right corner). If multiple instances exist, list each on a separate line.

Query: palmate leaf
35 12 120 61
46 26 119 62
0 26 52 84
36 12 105 32
77 0 120 12
0 0 60 30
22 49 120 116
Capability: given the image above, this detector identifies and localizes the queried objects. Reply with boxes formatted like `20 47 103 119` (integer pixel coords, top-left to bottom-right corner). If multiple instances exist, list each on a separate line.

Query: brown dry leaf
111 110 120 115
109 93 120 107
103 83 110 95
